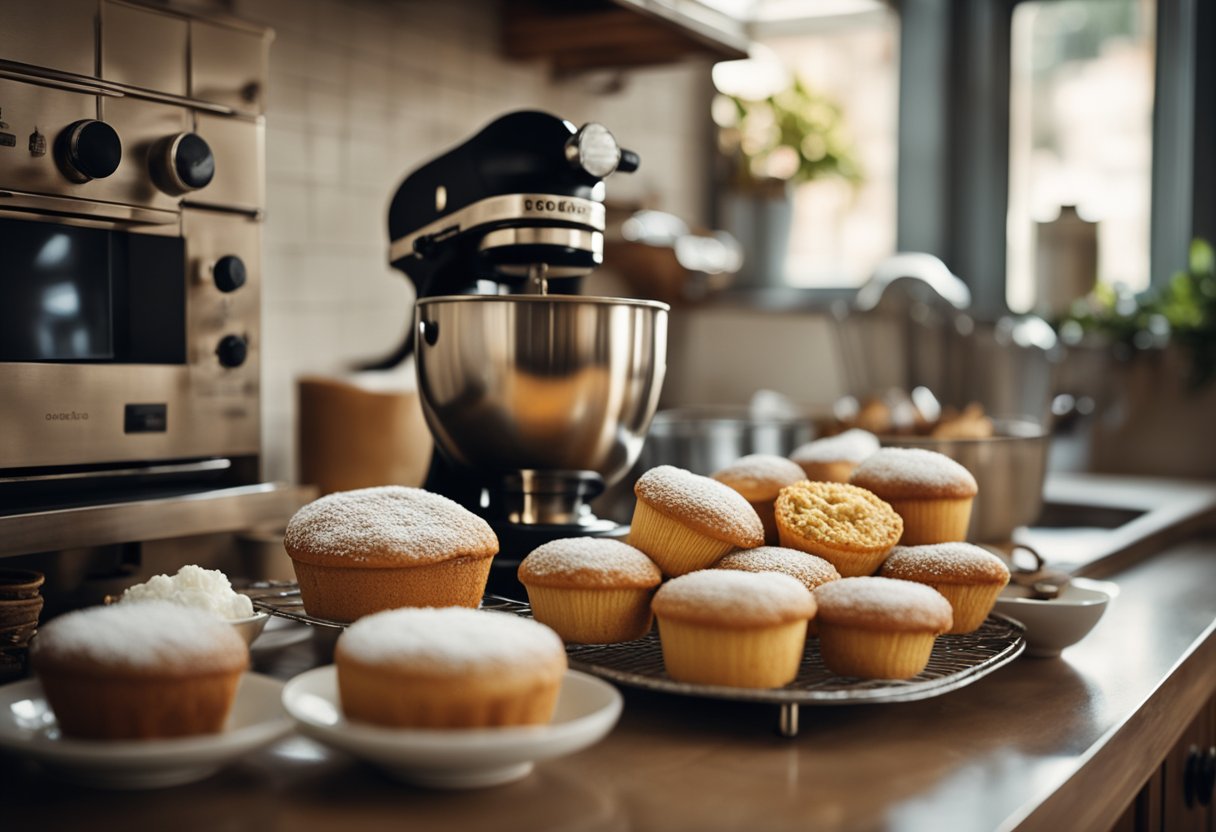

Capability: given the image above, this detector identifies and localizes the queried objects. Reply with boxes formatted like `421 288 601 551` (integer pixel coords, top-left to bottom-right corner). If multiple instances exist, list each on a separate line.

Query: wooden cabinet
1113 694 1216 831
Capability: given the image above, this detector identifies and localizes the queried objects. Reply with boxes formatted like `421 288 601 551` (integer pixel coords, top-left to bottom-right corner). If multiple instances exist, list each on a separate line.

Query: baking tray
248 583 1025 737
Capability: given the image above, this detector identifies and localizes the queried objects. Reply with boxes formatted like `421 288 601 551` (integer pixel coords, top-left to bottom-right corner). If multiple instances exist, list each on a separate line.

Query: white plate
0 673 293 789
282 666 622 789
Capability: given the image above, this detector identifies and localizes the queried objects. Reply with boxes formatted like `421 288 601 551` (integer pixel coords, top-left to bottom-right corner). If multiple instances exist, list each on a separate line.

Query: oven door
0 205 260 475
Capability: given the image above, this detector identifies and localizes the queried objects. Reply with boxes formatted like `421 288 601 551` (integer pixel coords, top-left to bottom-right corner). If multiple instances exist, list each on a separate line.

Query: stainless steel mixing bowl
414 295 669 488
881 418 1050 543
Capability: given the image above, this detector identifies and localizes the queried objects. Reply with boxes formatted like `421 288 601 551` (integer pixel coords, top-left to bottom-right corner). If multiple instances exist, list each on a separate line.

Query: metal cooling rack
246 583 1025 737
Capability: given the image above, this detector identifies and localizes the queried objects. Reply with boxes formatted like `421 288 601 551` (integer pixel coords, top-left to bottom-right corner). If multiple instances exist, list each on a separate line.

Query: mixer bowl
414 295 669 489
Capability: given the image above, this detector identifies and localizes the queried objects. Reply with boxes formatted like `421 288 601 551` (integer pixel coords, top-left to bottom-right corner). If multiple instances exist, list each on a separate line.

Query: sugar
790 429 880 464
120 564 253 619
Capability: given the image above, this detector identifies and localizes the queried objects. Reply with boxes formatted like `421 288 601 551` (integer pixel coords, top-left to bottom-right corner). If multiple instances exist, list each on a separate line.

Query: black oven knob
216 334 248 368
151 132 215 195
213 255 247 293
56 119 122 182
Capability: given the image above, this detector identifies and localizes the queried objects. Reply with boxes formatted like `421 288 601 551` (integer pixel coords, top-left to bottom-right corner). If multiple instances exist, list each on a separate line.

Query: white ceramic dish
993 577 1116 657
231 611 271 646
0 672 292 789
282 666 623 789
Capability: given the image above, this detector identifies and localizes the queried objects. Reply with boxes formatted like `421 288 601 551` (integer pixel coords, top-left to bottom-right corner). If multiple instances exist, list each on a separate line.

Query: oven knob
216 334 248 368
212 256 247 293
56 119 122 182
151 132 215 195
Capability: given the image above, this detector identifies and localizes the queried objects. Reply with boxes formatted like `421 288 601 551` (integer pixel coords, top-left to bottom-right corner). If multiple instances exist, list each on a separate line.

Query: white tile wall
230 0 713 482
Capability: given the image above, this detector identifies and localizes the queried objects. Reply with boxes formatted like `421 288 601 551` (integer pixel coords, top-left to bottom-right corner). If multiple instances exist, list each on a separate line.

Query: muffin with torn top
774 480 903 578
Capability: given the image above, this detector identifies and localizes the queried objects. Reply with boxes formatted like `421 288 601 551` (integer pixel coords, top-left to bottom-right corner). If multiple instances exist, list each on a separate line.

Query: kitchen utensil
0 673 292 789
881 418 1050 543
638 404 816 476
385 112 668 595
282 666 623 789
993 577 1114 657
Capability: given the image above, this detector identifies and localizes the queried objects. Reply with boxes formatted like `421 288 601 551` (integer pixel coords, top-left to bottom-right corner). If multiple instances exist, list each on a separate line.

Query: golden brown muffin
335 607 567 728
849 448 979 545
712 454 807 545
284 486 498 622
789 429 881 483
652 570 816 688
773 481 903 578
32 601 249 740
813 577 953 679
714 546 841 591
878 543 1010 633
930 403 995 440
714 545 841 636
630 466 764 577
518 538 662 643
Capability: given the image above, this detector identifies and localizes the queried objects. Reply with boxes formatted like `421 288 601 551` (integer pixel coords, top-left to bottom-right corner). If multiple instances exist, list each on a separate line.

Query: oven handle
0 67 124 98
0 61 239 115
0 189 179 225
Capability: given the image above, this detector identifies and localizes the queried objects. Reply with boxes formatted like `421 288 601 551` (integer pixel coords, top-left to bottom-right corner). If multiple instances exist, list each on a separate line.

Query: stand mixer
385 111 669 596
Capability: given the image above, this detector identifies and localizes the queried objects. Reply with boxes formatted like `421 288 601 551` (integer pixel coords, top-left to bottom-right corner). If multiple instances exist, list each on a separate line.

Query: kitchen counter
5 529 1216 830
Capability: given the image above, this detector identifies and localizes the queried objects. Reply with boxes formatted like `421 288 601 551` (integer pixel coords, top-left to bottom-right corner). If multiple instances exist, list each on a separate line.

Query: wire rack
247 583 1025 737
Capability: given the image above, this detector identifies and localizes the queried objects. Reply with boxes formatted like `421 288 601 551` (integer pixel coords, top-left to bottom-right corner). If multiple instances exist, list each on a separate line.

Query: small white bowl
993 577 1116 657
230 611 271 646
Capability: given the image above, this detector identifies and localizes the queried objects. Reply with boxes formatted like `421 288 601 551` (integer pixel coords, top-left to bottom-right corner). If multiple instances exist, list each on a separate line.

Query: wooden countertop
5 540 1216 831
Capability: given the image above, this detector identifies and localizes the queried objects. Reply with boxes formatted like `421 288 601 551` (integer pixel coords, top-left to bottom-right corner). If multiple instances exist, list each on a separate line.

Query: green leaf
1190 239 1215 276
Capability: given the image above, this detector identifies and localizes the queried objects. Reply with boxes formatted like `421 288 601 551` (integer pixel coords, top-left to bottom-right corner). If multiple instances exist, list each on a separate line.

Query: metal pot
881 418 1049 543
638 405 816 475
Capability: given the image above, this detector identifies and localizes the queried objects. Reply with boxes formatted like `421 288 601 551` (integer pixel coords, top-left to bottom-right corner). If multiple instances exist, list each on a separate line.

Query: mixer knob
56 119 122 182
215 334 248 368
565 122 630 181
150 132 215 195
212 256 247 293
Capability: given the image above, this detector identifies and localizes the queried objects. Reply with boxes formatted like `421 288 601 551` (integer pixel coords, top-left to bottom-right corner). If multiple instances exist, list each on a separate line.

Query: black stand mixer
384 111 669 598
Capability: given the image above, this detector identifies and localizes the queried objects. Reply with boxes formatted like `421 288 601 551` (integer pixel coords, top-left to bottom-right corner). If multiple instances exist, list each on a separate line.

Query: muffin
878 543 1010 633
652 570 816 688
790 429 880 483
630 466 764 577
814 577 953 679
518 538 662 643
283 486 498 622
714 546 841 592
715 546 841 635
712 454 808 545
773 481 903 578
849 448 979 545
32 601 249 740
335 607 567 728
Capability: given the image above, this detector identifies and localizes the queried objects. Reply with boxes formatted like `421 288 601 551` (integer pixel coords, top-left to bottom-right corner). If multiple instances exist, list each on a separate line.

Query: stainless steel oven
0 0 270 487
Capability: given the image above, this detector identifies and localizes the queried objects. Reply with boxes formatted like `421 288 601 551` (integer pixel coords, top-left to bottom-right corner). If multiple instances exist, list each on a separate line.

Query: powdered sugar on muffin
652 570 816 627
712 454 806 500
850 448 978 499
880 543 1010 583
715 546 841 590
635 465 764 546
519 538 661 588
814 577 953 632
791 429 880 464
284 486 498 566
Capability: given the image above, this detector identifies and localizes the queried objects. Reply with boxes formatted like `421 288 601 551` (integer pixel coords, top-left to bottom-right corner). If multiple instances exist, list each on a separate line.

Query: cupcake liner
926 582 1004 633
524 586 655 644
887 497 974 545
816 623 938 680
654 618 807 688
629 501 738 577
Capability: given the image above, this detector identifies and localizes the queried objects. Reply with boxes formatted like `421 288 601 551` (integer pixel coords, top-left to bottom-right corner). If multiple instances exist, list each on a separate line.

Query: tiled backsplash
231 0 712 482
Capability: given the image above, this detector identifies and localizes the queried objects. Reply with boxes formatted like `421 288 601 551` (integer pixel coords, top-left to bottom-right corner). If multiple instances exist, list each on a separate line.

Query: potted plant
714 76 863 288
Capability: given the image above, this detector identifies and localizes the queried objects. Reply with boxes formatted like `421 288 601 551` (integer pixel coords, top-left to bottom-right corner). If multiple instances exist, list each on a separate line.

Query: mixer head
387 111 639 301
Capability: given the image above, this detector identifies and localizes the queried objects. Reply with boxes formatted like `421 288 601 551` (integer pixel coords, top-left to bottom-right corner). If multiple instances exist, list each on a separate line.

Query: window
1006 0 1156 314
